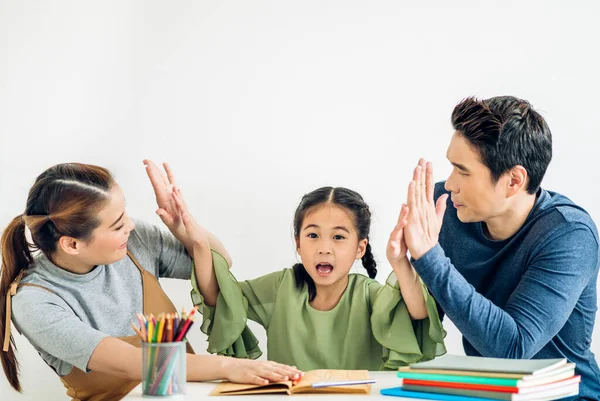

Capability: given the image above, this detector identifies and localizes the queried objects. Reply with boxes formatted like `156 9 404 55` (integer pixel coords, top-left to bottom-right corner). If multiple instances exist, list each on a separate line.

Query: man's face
444 132 510 223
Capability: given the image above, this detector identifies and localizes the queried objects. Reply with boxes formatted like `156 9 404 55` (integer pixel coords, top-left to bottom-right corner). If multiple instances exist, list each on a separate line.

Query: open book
210 369 372 396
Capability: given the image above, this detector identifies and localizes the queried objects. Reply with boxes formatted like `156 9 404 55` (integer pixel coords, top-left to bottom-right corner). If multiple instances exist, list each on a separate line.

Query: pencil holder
142 341 186 398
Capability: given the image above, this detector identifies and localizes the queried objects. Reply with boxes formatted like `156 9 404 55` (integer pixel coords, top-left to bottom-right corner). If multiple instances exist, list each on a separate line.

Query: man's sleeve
412 222 599 358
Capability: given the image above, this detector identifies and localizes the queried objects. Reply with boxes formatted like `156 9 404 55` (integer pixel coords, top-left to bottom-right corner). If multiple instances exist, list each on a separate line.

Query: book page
210 380 292 396
292 369 371 394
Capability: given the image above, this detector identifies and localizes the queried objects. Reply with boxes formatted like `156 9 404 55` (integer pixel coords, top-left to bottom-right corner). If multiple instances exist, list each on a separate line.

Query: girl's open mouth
316 263 333 277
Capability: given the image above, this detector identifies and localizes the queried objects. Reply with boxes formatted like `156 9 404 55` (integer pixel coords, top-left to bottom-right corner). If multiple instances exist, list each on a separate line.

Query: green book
397 371 521 386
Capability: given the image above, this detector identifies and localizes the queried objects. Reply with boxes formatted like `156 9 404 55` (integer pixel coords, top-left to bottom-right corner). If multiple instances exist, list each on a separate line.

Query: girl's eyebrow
303 224 320 231
303 224 350 234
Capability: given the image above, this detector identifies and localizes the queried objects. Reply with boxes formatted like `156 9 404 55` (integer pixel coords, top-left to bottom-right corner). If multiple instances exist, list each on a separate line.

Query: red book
402 376 580 393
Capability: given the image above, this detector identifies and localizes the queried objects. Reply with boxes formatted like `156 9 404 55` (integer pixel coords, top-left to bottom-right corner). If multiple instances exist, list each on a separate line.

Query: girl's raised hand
170 186 207 246
386 203 409 264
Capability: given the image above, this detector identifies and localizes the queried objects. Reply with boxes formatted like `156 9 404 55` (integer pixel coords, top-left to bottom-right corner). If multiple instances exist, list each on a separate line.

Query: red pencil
175 308 197 341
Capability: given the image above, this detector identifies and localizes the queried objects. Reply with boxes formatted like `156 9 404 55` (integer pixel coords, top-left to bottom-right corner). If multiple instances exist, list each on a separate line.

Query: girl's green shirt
191 251 446 370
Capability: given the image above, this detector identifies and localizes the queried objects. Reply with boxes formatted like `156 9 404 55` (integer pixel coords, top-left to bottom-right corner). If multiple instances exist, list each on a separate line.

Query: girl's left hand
386 203 409 264
170 186 208 246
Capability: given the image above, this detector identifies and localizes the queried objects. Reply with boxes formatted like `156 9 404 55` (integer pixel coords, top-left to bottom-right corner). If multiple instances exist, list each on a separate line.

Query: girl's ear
356 238 368 259
295 237 300 253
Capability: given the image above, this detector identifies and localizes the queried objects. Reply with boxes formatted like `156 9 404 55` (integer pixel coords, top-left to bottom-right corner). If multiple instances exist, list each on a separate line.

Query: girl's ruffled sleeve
190 250 283 359
370 272 446 370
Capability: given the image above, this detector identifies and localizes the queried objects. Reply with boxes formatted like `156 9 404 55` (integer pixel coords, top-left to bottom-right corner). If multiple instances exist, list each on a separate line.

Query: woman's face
75 185 135 267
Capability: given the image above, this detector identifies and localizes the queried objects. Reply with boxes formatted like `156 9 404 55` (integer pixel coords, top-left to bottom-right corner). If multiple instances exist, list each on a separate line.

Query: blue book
380 387 494 401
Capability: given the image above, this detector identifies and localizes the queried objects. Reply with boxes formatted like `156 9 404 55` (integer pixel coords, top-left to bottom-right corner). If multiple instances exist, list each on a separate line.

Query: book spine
397 372 518 386
402 379 518 393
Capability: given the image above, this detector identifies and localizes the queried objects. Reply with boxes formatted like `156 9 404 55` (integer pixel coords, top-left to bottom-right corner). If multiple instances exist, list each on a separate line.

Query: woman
1 161 300 400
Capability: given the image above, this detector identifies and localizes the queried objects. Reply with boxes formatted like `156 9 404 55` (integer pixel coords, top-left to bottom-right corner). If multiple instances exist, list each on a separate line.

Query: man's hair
451 96 552 194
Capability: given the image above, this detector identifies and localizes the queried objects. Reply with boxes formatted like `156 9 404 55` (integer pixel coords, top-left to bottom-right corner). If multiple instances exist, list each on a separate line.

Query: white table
123 371 427 400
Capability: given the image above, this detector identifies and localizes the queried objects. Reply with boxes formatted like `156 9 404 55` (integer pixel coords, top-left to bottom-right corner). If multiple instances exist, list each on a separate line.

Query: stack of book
381 355 580 400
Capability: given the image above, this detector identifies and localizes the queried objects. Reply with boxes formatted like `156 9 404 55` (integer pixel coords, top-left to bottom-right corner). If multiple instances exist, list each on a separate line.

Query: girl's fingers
171 189 182 211
257 369 287 383
175 187 189 209
269 362 302 377
390 223 402 238
247 374 269 386
171 190 189 225
156 209 171 224
172 187 188 212
396 203 407 225
400 204 409 221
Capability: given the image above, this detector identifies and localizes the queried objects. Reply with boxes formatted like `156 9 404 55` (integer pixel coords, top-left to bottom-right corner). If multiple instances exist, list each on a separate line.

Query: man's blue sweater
413 183 600 400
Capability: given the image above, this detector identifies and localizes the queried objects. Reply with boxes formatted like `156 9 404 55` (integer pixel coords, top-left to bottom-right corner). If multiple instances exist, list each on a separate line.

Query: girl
184 186 446 371
1 162 301 401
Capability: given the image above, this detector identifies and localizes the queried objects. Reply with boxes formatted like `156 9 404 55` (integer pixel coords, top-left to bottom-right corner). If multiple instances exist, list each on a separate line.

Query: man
403 96 600 400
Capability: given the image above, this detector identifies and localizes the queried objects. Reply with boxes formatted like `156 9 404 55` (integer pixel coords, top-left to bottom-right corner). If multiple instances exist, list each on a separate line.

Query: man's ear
58 236 82 256
507 165 528 197
356 238 368 259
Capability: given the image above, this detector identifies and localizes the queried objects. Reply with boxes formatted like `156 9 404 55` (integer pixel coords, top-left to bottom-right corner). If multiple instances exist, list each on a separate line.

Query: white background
1 1 599 399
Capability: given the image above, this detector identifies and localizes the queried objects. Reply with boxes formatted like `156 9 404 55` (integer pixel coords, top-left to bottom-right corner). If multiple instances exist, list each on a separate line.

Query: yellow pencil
156 315 165 343
147 319 154 343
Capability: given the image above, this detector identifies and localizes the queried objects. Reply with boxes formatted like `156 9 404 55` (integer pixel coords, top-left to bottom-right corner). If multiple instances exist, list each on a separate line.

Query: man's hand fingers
407 180 417 213
414 166 421 206
426 161 435 205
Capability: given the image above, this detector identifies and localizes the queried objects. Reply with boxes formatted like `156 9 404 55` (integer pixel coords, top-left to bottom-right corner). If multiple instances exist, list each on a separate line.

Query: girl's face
296 204 367 288
75 185 135 267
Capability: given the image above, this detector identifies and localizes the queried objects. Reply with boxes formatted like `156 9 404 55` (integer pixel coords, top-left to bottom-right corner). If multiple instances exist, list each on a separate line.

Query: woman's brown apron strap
127 250 145 274
3 270 57 352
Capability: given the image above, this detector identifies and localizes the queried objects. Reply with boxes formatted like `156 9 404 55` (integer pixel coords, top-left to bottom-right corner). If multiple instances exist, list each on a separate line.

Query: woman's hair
292 187 376 301
1 163 115 392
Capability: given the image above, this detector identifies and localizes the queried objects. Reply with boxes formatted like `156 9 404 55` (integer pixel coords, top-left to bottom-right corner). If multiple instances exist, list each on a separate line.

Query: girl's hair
292 187 377 301
1 163 114 392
